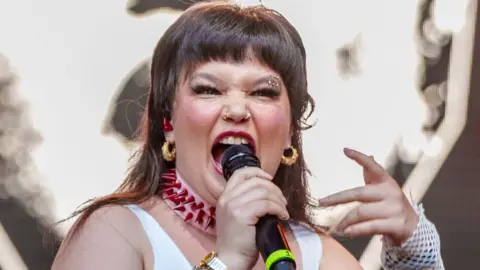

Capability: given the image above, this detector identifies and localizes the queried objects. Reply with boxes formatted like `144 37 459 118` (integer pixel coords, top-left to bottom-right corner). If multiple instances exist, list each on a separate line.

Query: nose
222 95 251 123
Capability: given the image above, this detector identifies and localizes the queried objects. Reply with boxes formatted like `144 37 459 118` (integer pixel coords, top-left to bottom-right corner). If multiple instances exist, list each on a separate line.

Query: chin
205 169 227 203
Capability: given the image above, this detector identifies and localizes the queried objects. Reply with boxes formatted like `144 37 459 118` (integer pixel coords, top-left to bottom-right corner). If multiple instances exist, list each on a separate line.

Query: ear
163 118 175 142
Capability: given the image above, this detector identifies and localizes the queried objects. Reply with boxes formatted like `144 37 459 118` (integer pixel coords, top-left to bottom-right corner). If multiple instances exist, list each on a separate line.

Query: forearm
381 204 444 270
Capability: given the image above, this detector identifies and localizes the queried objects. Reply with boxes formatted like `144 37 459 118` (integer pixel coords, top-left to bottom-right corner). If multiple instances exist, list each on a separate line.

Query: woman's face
167 60 292 205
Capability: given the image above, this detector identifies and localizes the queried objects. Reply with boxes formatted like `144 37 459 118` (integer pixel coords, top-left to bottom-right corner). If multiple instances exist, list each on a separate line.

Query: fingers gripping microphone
222 145 296 270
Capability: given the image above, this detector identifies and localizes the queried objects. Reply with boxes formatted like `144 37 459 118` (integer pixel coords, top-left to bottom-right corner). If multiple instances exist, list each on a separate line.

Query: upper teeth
220 136 249 145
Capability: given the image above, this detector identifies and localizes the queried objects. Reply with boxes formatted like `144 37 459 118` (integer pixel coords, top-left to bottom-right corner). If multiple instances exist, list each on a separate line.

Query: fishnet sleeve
381 204 444 270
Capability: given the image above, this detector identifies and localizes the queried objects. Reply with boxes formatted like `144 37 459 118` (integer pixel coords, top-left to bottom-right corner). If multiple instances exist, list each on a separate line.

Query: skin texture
51 60 362 270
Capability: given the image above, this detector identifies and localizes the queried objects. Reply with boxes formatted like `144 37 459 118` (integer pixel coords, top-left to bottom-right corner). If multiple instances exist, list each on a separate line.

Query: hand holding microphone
215 145 295 270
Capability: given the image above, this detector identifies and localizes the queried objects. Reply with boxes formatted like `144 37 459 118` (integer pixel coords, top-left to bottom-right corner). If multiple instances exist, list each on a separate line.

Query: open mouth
211 133 255 175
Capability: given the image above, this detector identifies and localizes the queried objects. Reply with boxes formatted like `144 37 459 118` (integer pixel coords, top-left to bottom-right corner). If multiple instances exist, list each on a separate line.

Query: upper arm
52 206 143 270
319 234 363 270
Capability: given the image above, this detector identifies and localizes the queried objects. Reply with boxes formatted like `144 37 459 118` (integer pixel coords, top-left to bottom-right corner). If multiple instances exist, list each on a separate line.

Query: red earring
163 119 173 132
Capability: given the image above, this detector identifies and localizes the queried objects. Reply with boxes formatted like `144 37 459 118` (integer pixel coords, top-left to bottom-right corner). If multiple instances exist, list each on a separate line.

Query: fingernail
343 227 352 234
344 147 354 154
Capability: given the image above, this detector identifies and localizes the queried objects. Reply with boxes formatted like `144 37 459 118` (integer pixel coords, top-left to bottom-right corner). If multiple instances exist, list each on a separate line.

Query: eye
251 88 280 98
191 85 221 95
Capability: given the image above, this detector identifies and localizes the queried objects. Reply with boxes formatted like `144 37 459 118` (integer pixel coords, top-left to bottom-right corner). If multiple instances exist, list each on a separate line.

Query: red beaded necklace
161 169 216 235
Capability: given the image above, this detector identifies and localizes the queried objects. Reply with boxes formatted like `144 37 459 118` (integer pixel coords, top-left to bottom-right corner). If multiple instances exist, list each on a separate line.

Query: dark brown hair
64 1 317 239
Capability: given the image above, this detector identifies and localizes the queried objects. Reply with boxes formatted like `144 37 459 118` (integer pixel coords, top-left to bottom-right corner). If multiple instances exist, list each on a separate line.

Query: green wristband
265 249 295 270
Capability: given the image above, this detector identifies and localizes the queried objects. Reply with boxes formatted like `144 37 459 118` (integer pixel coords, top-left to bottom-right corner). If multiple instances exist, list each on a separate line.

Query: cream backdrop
0 0 435 246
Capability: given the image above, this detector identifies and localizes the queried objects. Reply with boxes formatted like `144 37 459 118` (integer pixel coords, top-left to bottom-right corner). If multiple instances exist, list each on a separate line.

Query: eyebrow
189 72 282 89
189 72 219 83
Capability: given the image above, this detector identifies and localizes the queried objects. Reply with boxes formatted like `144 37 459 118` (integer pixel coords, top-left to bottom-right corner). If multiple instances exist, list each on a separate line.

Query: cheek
252 104 290 175
173 98 220 135
253 104 290 141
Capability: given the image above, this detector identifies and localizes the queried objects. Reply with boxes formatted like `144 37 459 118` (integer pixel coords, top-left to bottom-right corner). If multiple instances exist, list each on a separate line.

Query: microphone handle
256 215 296 270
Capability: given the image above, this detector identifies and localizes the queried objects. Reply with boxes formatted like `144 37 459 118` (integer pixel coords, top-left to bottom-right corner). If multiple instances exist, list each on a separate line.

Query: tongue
212 144 230 166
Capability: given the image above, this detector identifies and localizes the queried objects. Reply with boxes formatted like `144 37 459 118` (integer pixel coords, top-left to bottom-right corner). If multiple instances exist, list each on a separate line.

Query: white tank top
126 204 323 270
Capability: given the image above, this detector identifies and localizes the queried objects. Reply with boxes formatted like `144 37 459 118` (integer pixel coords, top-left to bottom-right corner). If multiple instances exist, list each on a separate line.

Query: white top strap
289 223 323 270
126 205 191 270
126 205 322 270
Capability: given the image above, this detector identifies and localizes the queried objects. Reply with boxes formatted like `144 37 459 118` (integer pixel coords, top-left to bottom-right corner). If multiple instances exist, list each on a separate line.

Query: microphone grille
221 144 260 180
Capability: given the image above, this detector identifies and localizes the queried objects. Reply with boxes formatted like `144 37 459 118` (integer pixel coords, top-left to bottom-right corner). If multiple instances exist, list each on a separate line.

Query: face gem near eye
171 61 291 204
267 75 281 89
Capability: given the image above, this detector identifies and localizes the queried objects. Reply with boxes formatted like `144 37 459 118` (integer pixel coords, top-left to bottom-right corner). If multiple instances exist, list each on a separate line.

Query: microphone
221 144 296 270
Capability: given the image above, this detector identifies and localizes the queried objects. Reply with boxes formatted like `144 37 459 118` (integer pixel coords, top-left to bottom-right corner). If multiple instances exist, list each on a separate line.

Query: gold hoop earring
162 141 176 161
281 146 298 166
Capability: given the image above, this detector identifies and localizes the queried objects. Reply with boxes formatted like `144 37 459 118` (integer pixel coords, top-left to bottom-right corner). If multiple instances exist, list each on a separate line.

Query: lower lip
212 157 223 176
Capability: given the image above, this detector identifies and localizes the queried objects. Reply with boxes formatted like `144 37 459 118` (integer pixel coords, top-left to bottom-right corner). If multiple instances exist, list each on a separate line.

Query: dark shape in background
1 199 60 270
421 1 480 266
126 0 204 14
336 34 363 79
104 60 150 141
0 55 60 270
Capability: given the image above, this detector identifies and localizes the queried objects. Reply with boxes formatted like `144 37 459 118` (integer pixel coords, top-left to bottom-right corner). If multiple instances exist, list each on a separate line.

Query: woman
52 2 441 269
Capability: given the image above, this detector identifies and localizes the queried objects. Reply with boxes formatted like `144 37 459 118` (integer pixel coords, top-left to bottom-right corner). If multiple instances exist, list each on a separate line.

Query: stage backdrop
0 0 478 269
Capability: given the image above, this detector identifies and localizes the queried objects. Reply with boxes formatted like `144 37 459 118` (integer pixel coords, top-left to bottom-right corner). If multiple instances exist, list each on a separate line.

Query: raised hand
318 148 419 246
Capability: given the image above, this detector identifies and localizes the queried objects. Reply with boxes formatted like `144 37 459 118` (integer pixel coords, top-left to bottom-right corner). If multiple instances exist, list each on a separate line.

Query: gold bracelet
192 265 211 270
194 251 228 270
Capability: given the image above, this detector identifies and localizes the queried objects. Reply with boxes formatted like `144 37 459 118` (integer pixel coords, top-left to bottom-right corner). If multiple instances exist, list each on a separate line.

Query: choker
161 169 216 235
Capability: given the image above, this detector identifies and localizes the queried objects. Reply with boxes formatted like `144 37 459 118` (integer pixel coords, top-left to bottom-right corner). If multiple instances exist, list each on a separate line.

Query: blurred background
0 0 478 269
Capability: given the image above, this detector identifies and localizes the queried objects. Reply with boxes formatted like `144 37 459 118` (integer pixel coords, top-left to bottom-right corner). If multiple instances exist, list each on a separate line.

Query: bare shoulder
319 233 363 270
84 205 145 243
52 204 146 270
